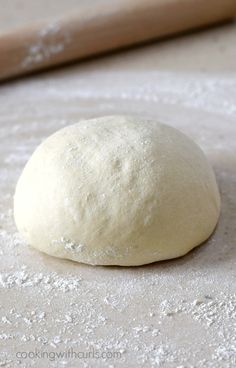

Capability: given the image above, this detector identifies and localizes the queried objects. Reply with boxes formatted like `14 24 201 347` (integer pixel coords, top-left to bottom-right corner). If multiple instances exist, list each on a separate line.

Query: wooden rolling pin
0 0 235 81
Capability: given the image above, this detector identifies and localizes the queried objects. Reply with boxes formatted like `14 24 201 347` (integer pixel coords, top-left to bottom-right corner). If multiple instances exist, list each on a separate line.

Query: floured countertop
0 7 236 367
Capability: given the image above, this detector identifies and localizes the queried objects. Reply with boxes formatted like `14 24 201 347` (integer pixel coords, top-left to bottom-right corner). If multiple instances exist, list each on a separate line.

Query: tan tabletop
0 2 236 367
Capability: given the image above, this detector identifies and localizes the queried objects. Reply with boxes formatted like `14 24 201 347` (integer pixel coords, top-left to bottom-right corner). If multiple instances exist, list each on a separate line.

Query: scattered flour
0 70 235 367
1 71 236 119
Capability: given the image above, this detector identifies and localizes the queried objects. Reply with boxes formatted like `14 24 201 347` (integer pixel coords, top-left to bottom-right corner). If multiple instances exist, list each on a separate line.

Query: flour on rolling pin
21 22 71 69
0 0 235 80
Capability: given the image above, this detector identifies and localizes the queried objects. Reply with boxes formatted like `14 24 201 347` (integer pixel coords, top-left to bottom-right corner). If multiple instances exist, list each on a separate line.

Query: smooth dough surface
14 116 220 266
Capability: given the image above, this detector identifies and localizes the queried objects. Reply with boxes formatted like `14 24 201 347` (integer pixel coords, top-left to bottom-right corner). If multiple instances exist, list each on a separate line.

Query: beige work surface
0 3 236 367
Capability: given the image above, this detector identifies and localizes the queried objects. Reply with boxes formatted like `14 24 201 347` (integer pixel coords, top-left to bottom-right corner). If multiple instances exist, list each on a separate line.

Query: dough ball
14 116 220 266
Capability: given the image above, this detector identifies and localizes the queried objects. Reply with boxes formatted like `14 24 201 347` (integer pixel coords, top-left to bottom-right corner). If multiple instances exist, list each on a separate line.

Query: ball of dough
14 116 220 266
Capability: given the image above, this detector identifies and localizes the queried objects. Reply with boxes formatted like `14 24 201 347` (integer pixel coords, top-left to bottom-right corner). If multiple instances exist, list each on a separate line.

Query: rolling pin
0 0 235 81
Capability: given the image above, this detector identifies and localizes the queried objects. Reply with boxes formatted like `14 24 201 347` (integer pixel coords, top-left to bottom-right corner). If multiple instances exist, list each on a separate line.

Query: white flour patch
2 71 236 119
21 22 71 69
